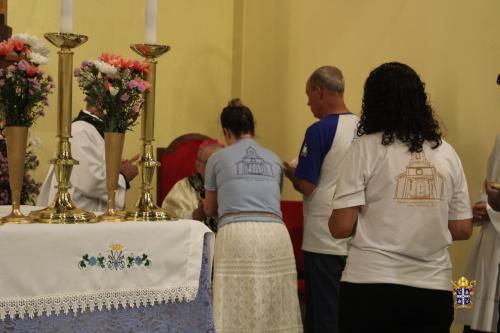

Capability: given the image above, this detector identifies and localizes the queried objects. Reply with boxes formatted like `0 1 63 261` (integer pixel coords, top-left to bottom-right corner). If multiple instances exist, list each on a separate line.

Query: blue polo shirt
295 113 345 185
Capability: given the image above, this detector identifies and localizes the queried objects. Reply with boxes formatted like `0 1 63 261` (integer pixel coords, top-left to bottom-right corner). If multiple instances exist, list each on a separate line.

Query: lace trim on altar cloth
0 284 199 320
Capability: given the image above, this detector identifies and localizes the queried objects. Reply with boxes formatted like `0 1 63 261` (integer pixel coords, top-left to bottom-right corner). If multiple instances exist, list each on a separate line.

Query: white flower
28 131 42 149
108 86 119 96
28 52 49 65
90 60 118 77
12 33 50 57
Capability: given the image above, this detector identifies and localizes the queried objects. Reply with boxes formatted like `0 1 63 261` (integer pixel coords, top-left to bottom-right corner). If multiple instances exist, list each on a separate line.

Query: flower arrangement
0 132 41 205
74 53 151 133
0 33 54 127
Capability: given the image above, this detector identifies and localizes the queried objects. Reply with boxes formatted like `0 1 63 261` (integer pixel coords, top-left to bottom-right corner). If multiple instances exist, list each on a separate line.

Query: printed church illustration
394 152 445 201
236 147 274 177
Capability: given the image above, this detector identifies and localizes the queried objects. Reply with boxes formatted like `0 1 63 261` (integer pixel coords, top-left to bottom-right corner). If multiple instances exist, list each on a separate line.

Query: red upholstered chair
156 133 212 205
280 200 305 308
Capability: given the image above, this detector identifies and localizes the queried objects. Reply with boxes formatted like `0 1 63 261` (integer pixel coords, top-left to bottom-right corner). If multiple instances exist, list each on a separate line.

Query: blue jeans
304 251 346 333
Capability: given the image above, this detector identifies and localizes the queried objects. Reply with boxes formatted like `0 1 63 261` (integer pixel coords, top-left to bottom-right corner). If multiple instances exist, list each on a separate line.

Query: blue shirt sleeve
295 116 338 185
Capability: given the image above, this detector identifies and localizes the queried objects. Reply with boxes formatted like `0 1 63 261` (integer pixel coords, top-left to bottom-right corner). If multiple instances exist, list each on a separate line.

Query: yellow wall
235 1 500 331
7 1 500 331
8 0 235 207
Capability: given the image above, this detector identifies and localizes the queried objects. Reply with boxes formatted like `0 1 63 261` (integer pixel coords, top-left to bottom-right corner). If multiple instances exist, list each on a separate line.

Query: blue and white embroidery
79 244 152 270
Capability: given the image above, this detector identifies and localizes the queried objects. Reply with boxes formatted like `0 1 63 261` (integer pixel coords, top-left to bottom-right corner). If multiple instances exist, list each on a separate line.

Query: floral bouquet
0 33 53 127
75 53 151 220
74 53 151 133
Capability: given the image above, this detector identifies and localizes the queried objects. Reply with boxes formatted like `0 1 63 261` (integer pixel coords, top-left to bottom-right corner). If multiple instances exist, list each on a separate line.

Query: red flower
0 41 13 56
10 40 28 54
99 53 149 74
26 64 39 77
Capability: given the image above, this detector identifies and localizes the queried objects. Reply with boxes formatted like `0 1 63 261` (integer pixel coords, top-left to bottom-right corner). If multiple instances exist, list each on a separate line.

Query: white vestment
455 134 500 332
161 177 199 220
37 112 127 213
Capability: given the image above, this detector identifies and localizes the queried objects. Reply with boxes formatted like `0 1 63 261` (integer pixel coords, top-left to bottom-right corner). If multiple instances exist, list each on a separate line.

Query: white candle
145 0 157 44
60 0 73 33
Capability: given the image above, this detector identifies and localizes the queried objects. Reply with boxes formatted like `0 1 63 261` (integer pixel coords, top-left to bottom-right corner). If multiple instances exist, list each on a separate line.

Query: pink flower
134 79 151 92
128 80 139 89
18 60 29 70
120 93 129 102
0 80 4 87
73 68 81 76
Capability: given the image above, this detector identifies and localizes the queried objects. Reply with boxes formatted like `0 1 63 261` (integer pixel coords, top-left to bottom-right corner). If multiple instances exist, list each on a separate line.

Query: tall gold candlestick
125 44 175 221
30 33 96 223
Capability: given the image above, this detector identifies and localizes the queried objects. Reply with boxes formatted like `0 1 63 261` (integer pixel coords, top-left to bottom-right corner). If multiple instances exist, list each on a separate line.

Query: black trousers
339 282 454 333
303 251 346 333
463 325 490 333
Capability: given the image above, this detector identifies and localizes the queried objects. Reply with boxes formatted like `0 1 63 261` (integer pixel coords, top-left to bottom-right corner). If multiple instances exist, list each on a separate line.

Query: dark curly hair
220 98 255 138
357 62 441 152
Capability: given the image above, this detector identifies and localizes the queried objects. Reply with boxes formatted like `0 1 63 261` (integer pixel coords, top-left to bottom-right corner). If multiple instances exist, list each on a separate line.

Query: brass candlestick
30 33 96 223
125 44 175 221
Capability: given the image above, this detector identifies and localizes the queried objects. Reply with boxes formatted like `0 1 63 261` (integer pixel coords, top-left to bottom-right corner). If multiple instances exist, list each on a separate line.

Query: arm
446 151 473 239
472 200 489 223
284 162 316 195
329 206 360 239
448 219 473 240
119 153 139 189
203 190 218 217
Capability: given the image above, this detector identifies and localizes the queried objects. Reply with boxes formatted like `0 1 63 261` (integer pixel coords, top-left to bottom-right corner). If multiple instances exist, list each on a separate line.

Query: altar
0 206 215 332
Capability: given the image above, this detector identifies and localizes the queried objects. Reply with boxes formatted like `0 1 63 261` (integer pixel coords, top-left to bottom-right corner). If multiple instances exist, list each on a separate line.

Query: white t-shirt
332 133 472 291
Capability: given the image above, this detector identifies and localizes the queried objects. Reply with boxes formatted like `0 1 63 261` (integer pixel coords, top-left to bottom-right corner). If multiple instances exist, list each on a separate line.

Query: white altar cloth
0 207 214 320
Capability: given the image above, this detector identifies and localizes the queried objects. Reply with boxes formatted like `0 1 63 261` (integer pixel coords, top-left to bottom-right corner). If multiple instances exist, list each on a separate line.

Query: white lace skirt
213 221 303 333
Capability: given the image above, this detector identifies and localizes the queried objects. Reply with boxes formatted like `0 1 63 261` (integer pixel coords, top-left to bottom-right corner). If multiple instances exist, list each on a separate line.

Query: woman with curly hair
328 62 473 332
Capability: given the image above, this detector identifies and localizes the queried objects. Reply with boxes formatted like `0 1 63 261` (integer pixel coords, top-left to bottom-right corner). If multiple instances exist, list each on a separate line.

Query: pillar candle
145 0 157 44
60 0 73 33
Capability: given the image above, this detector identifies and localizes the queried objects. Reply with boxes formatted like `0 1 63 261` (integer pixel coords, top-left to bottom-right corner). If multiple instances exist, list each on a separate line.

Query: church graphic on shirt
236 147 274 177
394 151 445 203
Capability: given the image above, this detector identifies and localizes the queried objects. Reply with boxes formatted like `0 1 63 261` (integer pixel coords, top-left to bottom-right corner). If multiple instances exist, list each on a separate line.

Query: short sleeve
448 152 472 220
295 125 323 185
204 153 217 191
331 139 366 209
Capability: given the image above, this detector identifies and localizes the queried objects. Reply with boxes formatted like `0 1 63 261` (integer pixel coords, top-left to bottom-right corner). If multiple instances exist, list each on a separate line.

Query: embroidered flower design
79 244 151 270
110 244 124 251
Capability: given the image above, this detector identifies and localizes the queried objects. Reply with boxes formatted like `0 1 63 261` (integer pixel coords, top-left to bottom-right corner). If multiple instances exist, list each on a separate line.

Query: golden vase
1 126 32 224
97 132 125 222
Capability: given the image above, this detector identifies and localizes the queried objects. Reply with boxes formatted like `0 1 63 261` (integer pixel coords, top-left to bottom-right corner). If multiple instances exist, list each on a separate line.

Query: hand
485 179 500 211
283 161 296 180
472 201 489 222
192 200 206 221
120 153 140 182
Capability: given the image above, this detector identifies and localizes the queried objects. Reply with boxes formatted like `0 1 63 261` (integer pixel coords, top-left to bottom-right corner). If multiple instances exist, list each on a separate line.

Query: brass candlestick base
30 33 96 224
125 143 176 221
125 44 175 222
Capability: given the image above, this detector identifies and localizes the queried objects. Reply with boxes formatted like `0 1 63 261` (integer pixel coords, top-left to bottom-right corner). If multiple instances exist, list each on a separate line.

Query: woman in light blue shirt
204 99 303 333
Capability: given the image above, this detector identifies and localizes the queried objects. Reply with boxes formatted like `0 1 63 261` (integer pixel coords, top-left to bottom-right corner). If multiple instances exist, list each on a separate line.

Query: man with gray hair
161 139 224 232
284 66 359 333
